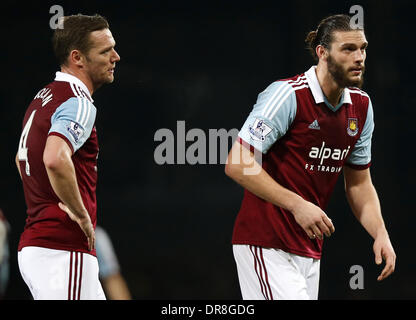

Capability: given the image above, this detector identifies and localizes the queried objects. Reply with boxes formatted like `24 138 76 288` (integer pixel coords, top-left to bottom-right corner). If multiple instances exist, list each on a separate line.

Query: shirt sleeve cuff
344 162 371 170
237 137 264 155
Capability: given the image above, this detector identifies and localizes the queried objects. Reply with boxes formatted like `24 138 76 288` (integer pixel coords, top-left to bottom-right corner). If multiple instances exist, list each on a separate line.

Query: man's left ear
316 45 329 61
69 49 87 68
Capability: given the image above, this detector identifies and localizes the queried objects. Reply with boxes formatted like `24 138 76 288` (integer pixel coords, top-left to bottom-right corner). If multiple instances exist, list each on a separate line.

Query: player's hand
58 202 95 251
291 199 335 240
373 232 396 281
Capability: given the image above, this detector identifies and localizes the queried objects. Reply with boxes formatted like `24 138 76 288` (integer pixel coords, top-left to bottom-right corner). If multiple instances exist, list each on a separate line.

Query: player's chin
103 74 115 84
347 75 363 88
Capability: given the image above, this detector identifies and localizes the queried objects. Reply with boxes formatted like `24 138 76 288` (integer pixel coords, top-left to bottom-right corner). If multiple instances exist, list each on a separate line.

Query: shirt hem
18 241 96 257
232 239 321 259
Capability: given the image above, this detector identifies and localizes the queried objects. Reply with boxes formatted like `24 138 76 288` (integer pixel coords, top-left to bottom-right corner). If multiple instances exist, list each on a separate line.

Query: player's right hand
290 199 335 240
58 202 95 251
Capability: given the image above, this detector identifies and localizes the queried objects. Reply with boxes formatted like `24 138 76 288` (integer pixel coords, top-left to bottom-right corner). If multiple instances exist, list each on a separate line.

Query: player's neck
60 66 94 96
315 64 343 107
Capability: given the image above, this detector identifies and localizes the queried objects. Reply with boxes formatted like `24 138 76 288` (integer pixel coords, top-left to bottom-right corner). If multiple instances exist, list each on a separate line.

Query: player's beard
327 54 365 88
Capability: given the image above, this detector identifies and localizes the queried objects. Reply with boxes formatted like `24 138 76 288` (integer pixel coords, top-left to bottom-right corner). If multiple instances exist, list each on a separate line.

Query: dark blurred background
0 0 414 299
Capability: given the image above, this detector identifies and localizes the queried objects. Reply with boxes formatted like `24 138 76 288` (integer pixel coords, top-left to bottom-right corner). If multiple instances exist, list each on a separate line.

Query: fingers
377 262 394 281
58 202 95 252
308 215 335 240
88 230 96 251
83 221 95 251
377 253 396 281
85 223 95 251
317 220 331 238
374 238 396 281
60 203 95 251
91 228 96 251
310 225 323 240
322 214 335 234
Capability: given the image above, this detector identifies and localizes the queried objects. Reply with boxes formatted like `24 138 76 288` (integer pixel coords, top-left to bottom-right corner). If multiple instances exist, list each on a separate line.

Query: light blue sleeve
238 81 297 153
346 99 374 166
95 226 120 278
49 97 96 153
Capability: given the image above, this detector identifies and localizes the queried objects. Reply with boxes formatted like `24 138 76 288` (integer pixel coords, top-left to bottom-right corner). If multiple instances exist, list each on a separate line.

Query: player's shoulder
347 86 371 104
50 80 93 104
52 95 97 131
31 80 93 111
259 73 308 101
253 75 303 121
266 73 309 95
55 96 96 117
279 73 307 86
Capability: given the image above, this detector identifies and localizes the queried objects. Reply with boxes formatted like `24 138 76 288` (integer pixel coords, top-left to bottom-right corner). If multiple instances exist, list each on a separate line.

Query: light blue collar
323 91 346 112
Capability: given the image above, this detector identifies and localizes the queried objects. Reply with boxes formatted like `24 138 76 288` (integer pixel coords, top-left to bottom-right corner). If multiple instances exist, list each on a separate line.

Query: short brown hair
52 14 109 66
305 14 364 61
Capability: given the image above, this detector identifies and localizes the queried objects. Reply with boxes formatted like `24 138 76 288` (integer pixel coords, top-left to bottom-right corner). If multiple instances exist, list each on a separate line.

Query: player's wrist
285 194 306 215
78 213 92 224
70 206 91 225
374 226 388 240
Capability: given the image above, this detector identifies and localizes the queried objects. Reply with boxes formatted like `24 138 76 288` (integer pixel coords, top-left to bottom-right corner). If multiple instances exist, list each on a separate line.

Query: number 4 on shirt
18 110 36 176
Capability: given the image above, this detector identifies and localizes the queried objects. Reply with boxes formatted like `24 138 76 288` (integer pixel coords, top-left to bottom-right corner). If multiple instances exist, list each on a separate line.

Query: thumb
58 202 66 211
375 248 383 265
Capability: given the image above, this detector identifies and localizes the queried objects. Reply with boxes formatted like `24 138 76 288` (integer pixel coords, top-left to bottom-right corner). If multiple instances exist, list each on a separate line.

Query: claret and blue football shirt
17 72 99 256
232 66 374 258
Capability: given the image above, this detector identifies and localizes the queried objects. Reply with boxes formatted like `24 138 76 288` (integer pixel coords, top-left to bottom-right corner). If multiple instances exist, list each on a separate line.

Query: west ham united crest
347 118 358 136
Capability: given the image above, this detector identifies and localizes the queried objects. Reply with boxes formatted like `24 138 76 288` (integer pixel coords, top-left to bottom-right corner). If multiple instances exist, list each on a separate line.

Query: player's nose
353 49 365 63
112 49 121 62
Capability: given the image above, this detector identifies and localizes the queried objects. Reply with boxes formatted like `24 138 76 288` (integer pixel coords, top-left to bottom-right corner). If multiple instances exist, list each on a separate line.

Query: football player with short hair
16 14 120 300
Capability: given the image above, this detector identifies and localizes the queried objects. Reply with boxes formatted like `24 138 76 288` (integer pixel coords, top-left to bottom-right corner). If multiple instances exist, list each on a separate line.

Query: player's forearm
229 165 303 211
46 162 89 219
103 273 132 300
345 175 387 240
44 150 89 221
225 141 303 212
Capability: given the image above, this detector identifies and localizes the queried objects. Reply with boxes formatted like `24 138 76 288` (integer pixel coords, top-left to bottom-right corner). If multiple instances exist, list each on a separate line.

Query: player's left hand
58 202 95 251
373 232 396 281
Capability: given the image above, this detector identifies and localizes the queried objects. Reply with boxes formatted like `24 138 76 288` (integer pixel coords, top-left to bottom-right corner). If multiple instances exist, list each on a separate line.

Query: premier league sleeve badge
248 118 273 141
